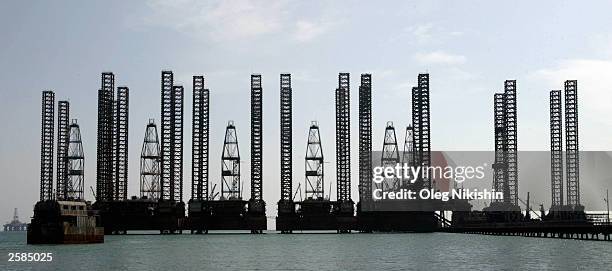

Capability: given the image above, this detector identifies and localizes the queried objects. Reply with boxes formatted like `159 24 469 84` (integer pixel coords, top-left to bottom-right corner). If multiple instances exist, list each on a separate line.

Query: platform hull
95 200 185 234
188 200 267 232
27 201 104 244
276 200 356 232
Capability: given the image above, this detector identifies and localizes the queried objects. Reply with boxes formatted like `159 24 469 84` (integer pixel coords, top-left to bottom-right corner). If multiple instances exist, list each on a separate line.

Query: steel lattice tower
381 122 400 191
358 74 372 201
40 91 55 201
504 80 518 206
550 90 564 207
492 93 508 203
192 76 209 201
221 121 241 200
564 80 580 206
335 73 351 202
160 71 184 202
96 72 115 202
305 121 324 200
140 120 161 200
402 125 415 167
160 71 173 201
115 87 129 201
250 74 263 201
417 74 431 189
280 74 293 202
173 85 184 202
67 119 85 200
402 125 415 187
411 87 421 172
56 101 70 200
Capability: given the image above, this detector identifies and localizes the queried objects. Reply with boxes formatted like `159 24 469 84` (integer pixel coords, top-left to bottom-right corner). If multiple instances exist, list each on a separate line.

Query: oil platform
3 209 27 231
276 73 357 232
28 91 103 244
187 74 267 233
26 69 611 241
357 74 442 232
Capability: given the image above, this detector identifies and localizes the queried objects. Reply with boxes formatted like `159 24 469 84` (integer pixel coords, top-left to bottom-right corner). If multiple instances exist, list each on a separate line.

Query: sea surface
0 231 610 271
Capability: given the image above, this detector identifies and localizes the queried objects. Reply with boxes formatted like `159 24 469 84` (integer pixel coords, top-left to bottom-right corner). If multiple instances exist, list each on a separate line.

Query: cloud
414 51 466 65
294 19 334 42
406 23 434 43
531 59 612 121
139 0 338 43
141 0 288 41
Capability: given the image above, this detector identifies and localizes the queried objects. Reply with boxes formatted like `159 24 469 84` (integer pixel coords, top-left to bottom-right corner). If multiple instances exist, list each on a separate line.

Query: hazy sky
2 0 612 223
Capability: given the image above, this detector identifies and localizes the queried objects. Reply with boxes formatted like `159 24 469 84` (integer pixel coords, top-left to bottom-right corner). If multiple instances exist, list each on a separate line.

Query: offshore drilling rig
357 73 440 232
276 73 358 232
28 91 103 244
545 80 585 221
27 69 610 239
450 79 596 239
188 74 266 233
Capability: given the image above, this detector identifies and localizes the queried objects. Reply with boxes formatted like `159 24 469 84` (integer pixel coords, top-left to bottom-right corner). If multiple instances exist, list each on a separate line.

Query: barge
27 200 104 244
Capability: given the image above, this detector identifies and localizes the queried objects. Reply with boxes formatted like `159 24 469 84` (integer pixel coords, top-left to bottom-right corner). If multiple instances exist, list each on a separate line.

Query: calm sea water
1 231 610 270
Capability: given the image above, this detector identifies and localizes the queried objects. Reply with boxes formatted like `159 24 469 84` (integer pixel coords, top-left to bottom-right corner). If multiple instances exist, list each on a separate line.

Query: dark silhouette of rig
28 70 611 240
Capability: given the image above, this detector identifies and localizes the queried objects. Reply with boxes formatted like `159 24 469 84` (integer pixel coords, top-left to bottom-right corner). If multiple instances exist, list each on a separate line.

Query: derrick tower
402 125 415 184
66 119 85 200
221 121 241 200
381 122 400 191
305 121 324 200
140 120 161 200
